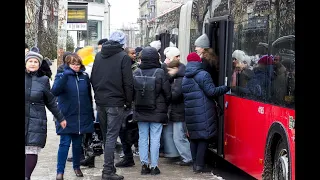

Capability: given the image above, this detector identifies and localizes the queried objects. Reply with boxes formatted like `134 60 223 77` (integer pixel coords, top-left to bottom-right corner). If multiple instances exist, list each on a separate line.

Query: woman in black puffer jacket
25 51 66 180
133 47 171 175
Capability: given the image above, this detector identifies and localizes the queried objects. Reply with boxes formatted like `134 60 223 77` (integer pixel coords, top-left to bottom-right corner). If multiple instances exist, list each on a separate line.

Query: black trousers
190 139 208 167
97 106 124 174
119 127 133 159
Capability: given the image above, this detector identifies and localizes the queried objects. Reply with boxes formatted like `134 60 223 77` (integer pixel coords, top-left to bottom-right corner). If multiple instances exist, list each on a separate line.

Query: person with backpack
133 47 171 175
90 31 133 180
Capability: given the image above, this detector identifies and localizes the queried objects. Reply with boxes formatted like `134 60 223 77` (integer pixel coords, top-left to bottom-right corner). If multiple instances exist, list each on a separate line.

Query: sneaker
193 165 211 174
150 166 161 175
101 173 124 180
116 142 122 148
133 150 139 156
118 152 125 158
115 158 135 167
67 157 73 162
141 164 151 175
80 156 95 168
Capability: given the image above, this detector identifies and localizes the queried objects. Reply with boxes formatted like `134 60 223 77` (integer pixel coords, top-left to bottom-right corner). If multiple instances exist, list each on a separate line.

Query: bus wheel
272 139 289 180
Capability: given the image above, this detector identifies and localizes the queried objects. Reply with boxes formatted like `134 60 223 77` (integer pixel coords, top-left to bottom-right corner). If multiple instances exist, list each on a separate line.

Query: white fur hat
232 50 246 61
232 49 253 65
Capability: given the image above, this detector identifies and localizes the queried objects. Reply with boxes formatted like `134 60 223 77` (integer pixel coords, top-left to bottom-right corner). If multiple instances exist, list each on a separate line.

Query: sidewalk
31 110 221 180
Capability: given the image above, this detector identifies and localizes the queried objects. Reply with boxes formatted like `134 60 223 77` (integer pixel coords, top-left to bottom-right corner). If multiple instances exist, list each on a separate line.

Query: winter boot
80 156 95 168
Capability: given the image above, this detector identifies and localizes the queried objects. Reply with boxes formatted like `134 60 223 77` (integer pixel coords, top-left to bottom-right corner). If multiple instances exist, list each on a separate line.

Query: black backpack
133 68 160 110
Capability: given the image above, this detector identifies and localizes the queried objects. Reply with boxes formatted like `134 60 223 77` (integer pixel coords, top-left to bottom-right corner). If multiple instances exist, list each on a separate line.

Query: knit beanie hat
164 47 180 61
187 52 202 62
25 51 43 65
149 40 161 51
258 55 274 65
30 46 40 53
194 34 210 48
109 31 126 45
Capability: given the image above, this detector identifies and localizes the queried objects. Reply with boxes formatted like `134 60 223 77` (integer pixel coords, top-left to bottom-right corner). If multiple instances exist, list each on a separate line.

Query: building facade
120 24 140 48
137 0 184 47
67 0 111 51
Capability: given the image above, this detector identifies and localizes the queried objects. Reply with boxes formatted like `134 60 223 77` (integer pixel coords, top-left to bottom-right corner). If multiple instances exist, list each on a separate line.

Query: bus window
269 0 295 109
230 1 271 103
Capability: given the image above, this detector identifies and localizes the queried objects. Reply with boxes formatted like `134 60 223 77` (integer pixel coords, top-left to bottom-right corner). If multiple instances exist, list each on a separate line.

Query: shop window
95 0 105 4
88 20 102 47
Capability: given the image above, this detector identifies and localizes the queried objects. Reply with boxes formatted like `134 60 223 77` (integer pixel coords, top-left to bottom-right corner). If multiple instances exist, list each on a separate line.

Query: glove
63 69 74 76
226 86 231 92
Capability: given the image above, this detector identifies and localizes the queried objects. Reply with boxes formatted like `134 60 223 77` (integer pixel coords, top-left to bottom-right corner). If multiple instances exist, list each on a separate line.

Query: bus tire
262 123 291 180
262 143 273 180
272 139 290 180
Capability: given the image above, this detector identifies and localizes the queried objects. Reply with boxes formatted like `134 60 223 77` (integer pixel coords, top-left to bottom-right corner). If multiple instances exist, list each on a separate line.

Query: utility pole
57 0 68 67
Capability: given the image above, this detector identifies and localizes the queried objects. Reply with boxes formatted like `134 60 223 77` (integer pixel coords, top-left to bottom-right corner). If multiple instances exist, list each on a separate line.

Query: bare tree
25 0 73 60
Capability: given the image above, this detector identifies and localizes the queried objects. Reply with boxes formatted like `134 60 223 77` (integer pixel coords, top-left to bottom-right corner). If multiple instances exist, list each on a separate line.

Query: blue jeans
163 123 179 157
57 134 83 173
163 122 192 162
138 122 163 168
172 122 192 162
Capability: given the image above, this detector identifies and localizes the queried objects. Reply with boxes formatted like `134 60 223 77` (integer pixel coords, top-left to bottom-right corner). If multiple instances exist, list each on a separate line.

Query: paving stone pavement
31 109 223 180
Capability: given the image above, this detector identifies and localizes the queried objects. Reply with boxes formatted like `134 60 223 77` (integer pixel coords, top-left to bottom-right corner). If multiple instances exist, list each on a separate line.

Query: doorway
204 16 234 157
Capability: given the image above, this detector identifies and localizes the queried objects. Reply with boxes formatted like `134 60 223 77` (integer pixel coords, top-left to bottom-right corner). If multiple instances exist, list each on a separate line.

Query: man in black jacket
98 38 109 52
115 47 138 168
91 31 133 180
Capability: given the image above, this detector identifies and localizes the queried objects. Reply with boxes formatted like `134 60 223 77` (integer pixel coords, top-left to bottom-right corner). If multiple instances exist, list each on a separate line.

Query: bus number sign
289 116 295 129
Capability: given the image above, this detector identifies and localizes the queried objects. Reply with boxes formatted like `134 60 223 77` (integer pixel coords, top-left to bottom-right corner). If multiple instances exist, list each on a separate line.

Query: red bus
153 0 295 179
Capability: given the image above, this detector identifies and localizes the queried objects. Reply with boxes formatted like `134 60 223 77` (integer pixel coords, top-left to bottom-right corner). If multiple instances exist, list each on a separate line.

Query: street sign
68 2 88 23
67 23 87 31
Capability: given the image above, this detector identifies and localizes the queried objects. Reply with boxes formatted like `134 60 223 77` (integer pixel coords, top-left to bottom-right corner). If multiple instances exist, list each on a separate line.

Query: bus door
157 32 171 62
205 15 234 157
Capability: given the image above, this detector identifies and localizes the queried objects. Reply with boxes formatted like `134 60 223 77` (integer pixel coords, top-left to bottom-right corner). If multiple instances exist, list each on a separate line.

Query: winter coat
85 62 97 116
169 63 186 122
133 47 171 123
237 67 254 88
51 66 95 135
239 65 273 101
25 70 64 148
91 40 133 107
182 62 228 139
271 63 287 105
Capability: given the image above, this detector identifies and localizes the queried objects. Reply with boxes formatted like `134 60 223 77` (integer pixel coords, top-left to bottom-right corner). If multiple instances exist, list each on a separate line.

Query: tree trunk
57 0 68 67
37 0 45 50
